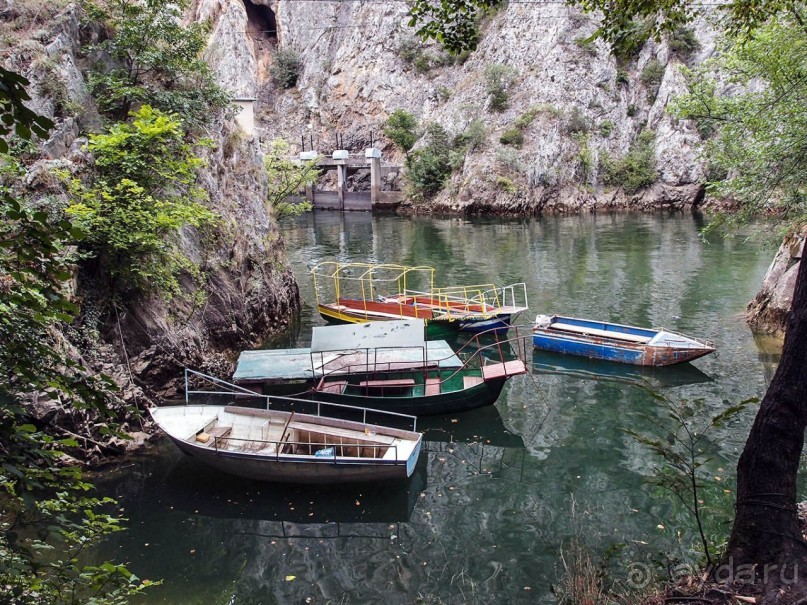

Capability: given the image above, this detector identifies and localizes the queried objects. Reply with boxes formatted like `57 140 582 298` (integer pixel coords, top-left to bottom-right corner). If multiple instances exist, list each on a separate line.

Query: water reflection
419 402 525 448
532 350 714 388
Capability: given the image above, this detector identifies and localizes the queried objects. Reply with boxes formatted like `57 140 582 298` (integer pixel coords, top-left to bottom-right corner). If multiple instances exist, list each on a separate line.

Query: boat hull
170 436 420 484
457 315 512 334
309 378 507 416
532 330 714 366
317 303 513 336
317 303 460 338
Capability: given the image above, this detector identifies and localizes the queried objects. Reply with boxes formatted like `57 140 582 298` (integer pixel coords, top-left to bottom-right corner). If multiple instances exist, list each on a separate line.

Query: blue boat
531 315 715 366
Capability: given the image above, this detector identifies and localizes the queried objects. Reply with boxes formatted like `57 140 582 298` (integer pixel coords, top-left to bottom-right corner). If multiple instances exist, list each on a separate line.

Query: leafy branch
624 393 757 567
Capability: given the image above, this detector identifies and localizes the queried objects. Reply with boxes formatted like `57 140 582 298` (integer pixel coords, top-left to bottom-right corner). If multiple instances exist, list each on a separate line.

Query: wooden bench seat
289 421 396 445
358 378 416 388
425 378 441 396
481 360 527 380
196 425 231 446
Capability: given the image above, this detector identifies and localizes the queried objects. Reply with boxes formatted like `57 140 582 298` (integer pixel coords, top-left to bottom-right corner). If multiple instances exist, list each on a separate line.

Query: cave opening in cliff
244 0 276 41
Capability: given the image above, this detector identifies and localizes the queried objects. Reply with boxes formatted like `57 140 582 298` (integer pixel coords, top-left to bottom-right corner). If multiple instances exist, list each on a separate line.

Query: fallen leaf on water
285 575 296 582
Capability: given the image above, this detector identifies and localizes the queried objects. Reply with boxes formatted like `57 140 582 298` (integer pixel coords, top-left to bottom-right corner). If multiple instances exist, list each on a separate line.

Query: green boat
302 319 529 416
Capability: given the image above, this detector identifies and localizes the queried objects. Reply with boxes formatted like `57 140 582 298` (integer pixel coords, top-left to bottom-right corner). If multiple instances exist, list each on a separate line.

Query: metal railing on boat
183 369 418 432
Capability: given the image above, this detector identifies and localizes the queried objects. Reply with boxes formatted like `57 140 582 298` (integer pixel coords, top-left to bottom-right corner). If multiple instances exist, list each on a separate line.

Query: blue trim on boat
457 315 512 334
532 331 645 364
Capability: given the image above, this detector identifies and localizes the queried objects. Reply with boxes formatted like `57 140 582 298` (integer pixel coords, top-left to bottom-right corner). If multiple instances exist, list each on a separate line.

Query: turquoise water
92 212 779 604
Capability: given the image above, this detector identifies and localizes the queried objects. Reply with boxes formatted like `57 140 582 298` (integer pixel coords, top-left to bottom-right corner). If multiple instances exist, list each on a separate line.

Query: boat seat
358 378 416 388
197 426 231 446
463 375 484 388
549 322 651 344
481 360 527 380
425 378 441 396
289 421 396 445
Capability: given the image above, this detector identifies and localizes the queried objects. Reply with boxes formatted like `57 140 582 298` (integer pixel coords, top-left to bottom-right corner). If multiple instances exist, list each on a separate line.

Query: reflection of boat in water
532 350 713 387
418 404 525 449
154 448 427 526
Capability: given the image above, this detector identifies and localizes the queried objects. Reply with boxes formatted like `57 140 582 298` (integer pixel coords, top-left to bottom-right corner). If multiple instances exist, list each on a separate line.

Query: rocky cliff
201 0 717 212
3 2 299 426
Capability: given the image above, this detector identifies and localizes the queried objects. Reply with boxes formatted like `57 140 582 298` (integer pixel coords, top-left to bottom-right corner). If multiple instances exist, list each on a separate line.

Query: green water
93 212 781 604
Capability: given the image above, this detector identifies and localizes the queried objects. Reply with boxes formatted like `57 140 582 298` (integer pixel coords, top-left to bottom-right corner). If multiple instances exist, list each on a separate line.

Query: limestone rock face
747 234 804 335
201 0 721 212
197 0 259 98
14 2 300 401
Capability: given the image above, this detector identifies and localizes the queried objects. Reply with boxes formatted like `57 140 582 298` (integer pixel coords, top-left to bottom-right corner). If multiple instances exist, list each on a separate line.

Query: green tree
407 0 802 52
456 118 487 152
384 109 419 154
0 69 152 605
405 123 463 201
408 0 500 53
484 63 516 112
65 105 217 297
270 48 302 89
672 11 807 591
600 129 658 194
84 0 228 124
263 138 318 218
673 15 807 229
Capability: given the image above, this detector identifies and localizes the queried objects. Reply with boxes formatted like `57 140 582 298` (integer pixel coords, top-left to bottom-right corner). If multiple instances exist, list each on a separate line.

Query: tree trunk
724 252 807 595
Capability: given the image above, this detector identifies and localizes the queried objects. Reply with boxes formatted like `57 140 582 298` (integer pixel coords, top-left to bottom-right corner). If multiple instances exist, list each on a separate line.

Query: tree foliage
672 11 807 230
405 123 464 202
407 0 500 53
270 48 303 90
84 0 228 124
65 105 217 297
263 138 318 218
0 67 53 154
484 63 517 112
384 109 419 154
624 394 756 567
407 0 803 54
600 129 658 194
0 70 152 605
